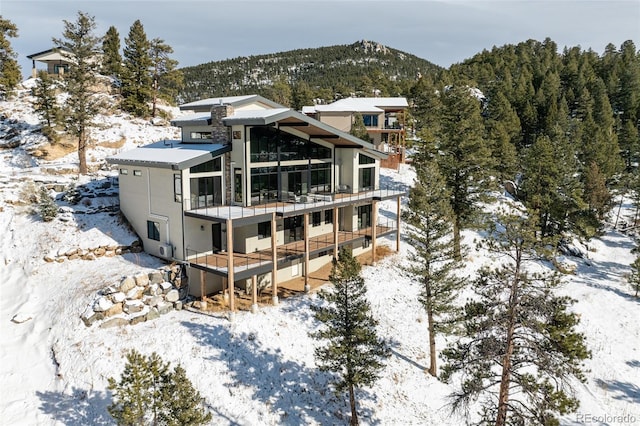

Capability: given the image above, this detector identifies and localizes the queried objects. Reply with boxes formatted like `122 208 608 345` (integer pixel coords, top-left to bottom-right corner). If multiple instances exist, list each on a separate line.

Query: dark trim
277 122 309 127
310 134 339 139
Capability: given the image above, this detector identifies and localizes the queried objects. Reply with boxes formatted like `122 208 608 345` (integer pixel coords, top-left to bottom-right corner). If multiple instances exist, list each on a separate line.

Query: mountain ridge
178 40 441 102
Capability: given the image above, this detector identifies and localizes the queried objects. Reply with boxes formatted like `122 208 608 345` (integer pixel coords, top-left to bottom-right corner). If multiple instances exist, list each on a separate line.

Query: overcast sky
3 0 639 79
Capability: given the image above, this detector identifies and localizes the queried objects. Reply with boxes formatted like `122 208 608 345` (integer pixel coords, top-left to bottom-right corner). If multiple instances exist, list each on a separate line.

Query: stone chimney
211 103 234 145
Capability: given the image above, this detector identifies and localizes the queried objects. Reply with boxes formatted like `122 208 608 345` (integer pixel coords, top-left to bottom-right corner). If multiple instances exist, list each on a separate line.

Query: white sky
2 0 639 78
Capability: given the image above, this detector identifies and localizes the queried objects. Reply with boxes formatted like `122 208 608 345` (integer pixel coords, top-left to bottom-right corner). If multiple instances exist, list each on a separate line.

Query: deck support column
333 206 339 259
271 213 278 305
226 218 235 315
371 200 378 266
251 275 258 313
200 270 205 304
396 196 401 252
304 212 310 293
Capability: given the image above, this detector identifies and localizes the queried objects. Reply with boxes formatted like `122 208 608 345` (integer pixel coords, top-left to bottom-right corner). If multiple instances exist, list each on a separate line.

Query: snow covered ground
0 82 638 425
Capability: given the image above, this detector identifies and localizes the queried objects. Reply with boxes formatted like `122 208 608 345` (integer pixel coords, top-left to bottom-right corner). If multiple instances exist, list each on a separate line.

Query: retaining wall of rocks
81 264 188 328
44 240 143 263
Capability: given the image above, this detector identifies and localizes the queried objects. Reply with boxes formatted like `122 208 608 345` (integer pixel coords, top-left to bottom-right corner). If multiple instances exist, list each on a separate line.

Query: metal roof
106 140 231 170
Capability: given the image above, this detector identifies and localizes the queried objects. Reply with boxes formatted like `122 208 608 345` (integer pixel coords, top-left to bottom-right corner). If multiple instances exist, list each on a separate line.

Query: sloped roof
106 140 231 170
305 97 408 113
179 95 284 112
27 47 74 62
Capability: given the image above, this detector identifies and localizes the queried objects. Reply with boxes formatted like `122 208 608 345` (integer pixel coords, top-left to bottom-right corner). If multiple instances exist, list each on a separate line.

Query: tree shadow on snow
36 387 112 425
180 320 380 425
574 260 640 303
595 378 640 404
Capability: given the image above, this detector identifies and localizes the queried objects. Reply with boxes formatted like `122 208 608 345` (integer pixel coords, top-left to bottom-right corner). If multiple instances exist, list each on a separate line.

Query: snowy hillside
0 81 639 426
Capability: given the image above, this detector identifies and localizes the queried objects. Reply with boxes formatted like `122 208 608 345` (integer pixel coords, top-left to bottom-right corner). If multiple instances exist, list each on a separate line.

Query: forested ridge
178 40 441 103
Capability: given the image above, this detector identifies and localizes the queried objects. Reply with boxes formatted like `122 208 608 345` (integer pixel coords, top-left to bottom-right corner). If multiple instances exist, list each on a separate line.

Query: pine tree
629 255 640 298
108 349 211 426
441 212 590 426
0 16 22 97
310 248 389 426
52 11 102 175
121 20 152 117
148 38 182 117
401 160 464 376
32 70 60 139
38 186 58 222
429 84 491 259
102 26 122 80
583 161 611 221
350 112 372 142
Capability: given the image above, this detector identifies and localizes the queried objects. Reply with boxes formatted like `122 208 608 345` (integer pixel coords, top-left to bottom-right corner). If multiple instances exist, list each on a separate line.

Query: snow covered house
302 97 408 160
107 95 404 310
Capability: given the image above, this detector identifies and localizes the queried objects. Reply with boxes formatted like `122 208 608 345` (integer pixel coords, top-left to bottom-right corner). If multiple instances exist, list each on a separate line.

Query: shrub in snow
38 186 58 222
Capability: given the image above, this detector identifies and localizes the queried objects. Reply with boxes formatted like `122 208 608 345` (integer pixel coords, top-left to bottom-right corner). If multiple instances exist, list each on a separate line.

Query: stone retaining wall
81 264 188 328
44 240 143 263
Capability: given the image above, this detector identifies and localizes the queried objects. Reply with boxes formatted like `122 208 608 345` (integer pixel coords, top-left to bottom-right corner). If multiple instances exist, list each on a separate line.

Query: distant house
106 95 405 311
27 47 74 78
302 97 409 164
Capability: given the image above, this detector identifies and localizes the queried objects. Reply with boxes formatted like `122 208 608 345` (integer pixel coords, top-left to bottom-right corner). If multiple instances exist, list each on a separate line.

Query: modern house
27 47 74 78
302 97 408 164
107 95 404 312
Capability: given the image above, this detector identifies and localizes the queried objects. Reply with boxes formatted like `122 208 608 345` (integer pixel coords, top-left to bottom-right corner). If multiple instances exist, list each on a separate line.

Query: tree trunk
349 384 358 426
78 132 87 175
496 320 515 426
427 305 437 377
152 77 158 118
453 217 461 261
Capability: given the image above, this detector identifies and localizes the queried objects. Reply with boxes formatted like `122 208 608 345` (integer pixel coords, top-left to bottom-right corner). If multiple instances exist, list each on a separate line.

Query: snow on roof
225 108 290 120
107 140 229 170
301 106 316 114
310 97 408 113
179 95 258 109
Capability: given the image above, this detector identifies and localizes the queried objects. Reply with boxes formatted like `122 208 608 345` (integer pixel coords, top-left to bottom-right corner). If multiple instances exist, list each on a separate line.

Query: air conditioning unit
158 244 172 258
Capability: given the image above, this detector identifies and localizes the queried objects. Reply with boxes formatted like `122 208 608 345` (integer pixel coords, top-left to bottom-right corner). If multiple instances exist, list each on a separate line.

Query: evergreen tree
0 16 22 96
121 20 152 117
32 70 60 139
441 212 590 426
628 255 640 298
401 160 464 376
108 349 211 426
429 84 491 259
264 75 292 107
350 112 372 142
38 186 58 222
310 248 389 426
291 80 315 111
583 161 611 221
149 38 182 117
52 11 102 175
102 26 122 80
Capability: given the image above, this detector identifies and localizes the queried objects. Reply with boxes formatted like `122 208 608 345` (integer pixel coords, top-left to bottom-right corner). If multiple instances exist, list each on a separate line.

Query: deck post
251 275 258 313
333 206 339 258
271 213 278 305
226 218 235 313
371 200 378 266
396 196 401 252
200 270 205 304
304 212 310 293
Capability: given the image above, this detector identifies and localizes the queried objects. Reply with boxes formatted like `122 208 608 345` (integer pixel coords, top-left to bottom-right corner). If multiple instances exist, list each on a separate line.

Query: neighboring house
107 95 405 311
302 97 408 159
27 47 74 78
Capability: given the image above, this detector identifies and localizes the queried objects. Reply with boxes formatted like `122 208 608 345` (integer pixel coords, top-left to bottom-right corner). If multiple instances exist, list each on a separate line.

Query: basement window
133 170 142 177
119 168 128 175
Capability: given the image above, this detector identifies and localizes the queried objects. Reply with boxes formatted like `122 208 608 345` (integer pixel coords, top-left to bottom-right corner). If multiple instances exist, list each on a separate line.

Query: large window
359 167 374 191
284 216 304 243
362 114 378 127
190 176 222 209
359 154 375 164
147 221 160 241
250 126 331 163
251 163 332 205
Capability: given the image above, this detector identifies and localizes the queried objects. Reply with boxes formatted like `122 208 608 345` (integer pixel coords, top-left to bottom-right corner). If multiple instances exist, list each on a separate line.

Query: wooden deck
187 225 393 276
